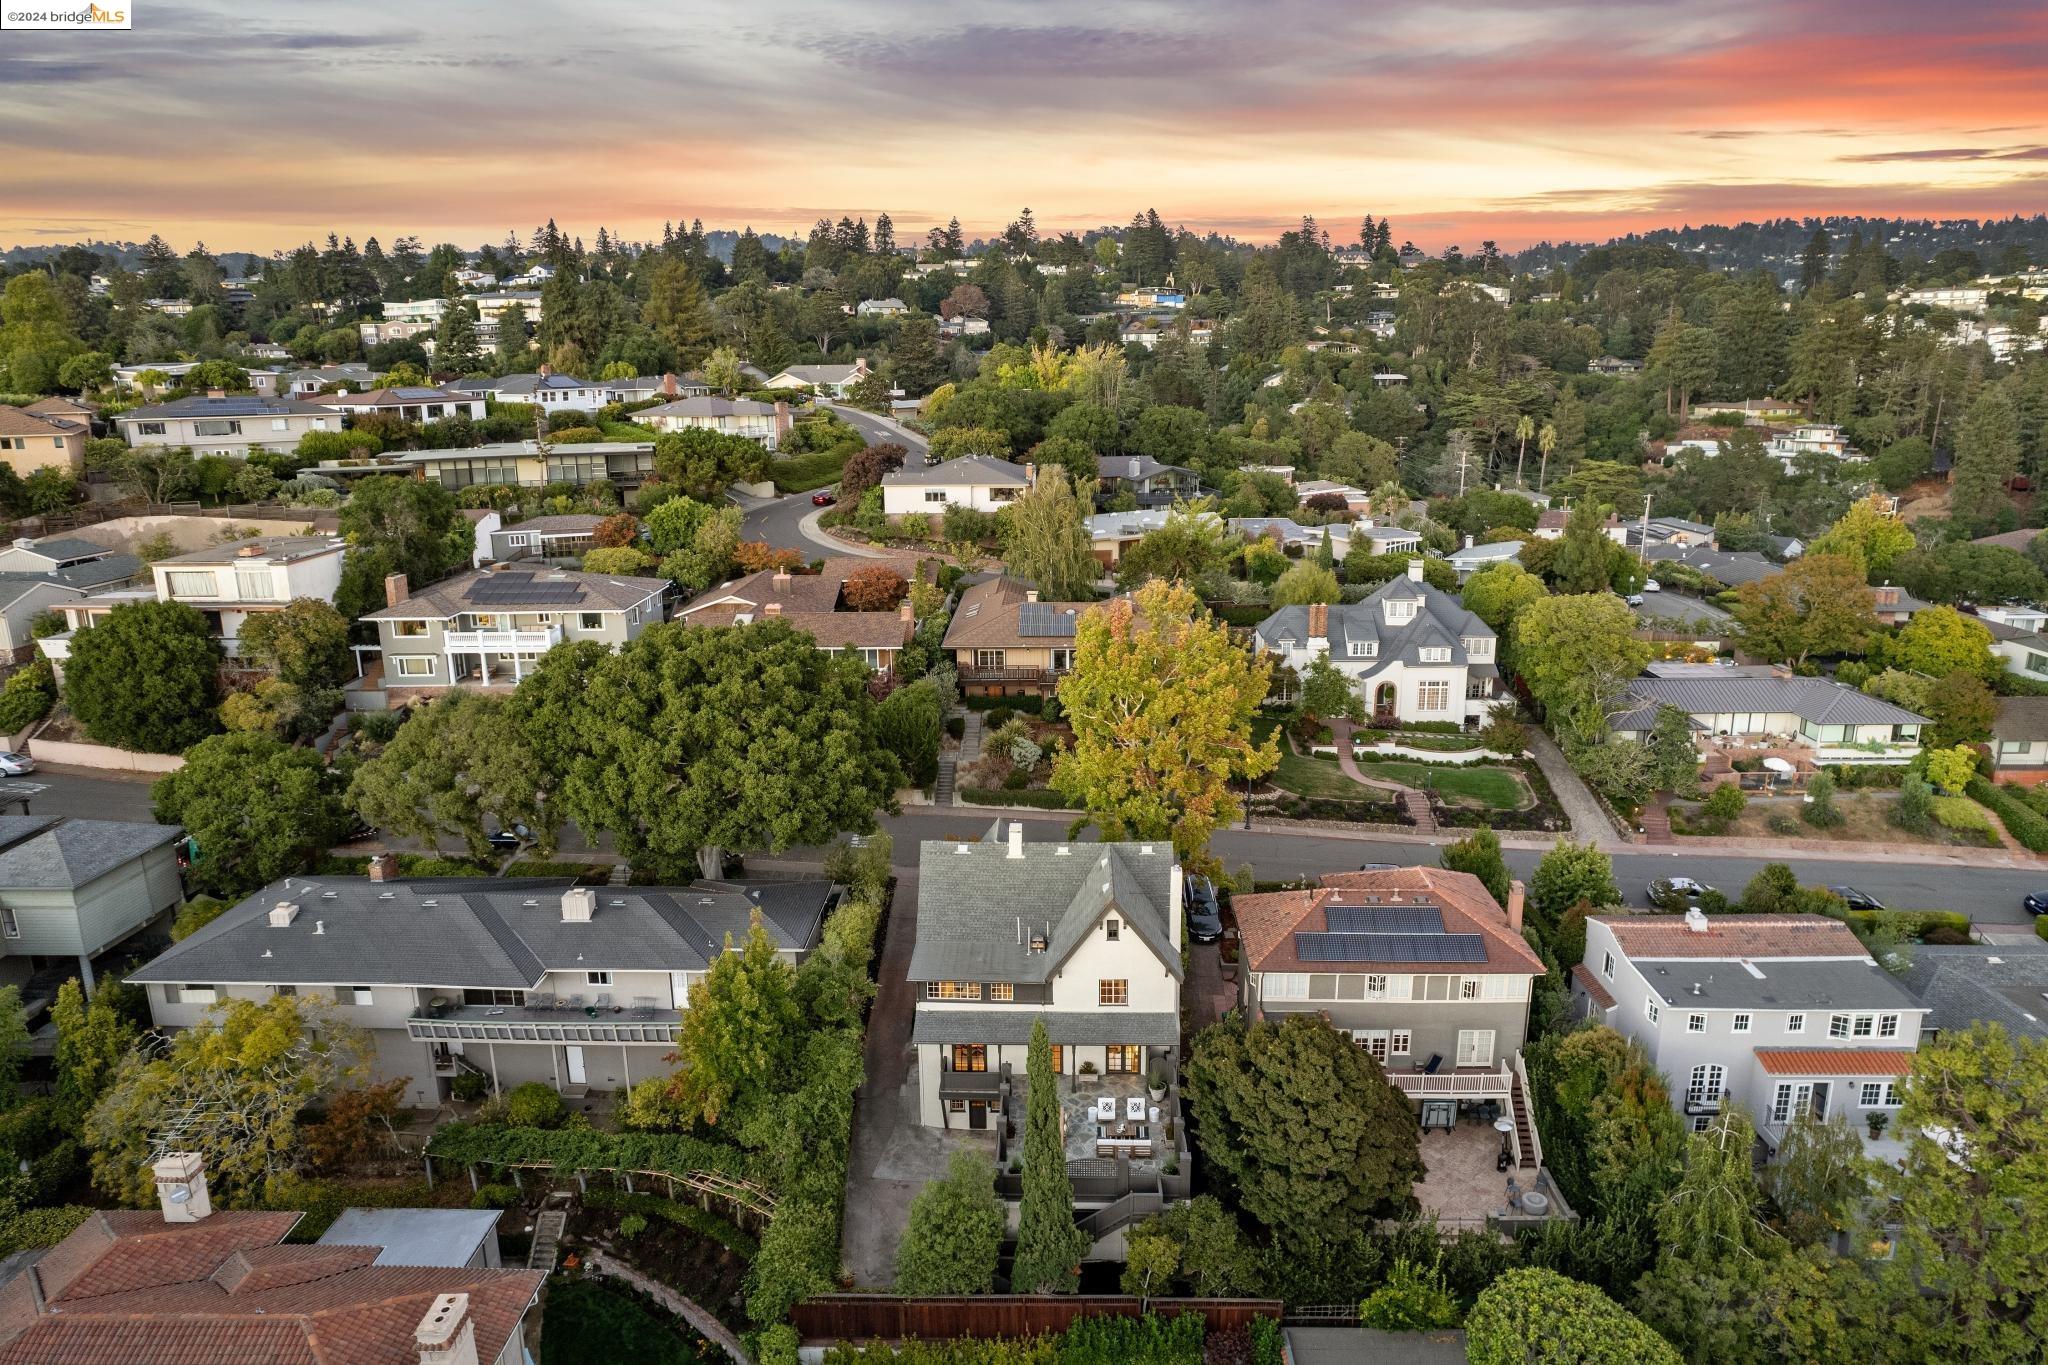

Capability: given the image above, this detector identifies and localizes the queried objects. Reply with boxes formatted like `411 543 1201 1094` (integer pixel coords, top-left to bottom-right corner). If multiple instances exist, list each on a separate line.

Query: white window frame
587 971 611 986
350 986 374 1006
1646 998 1660 1024
1687 1012 1707 1033
1787 1013 1805 1034
1364 973 1387 1000
1878 1013 1899 1038
394 655 436 678
1687 1063 1725 1105
177 984 217 1005
1416 680 1451 713
1601 951 1614 980
1732 1013 1751 1033
1390 1029 1411 1056
0 908 16 939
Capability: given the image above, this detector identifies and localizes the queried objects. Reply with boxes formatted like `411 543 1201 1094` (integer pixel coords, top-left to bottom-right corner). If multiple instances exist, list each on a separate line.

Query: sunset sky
4 0 2047 255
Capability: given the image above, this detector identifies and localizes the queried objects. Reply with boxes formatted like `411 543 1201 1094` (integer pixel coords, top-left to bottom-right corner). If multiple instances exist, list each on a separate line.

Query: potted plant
1867 1111 1890 1140
1146 1063 1169 1102
1077 1059 1098 1090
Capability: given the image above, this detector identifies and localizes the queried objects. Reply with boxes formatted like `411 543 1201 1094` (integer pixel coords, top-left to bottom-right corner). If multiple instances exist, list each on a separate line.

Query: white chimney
415 1293 479 1365
268 901 300 928
1684 907 1710 934
1464 534 1475 549
1007 821 1025 860
153 1152 212 1223
562 886 596 922
1407 558 1425 582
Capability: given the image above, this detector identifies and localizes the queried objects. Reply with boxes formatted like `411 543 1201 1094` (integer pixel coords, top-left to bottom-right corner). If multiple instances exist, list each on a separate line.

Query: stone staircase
527 1208 567 1270
944 712 985 807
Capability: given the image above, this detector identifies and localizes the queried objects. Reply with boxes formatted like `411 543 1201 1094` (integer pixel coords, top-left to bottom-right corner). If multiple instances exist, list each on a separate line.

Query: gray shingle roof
490 373 595 396
1995 696 2048 742
906 840 1181 985
120 396 337 421
0 818 183 891
1897 943 2048 1038
1254 575 1492 673
1641 543 1778 585
637 397 782 419
1636 957 1922 1011
361 567 667 620
883 455 1029 488
1618 674 1927 726
911 1010 1180 1047
129 874 838 988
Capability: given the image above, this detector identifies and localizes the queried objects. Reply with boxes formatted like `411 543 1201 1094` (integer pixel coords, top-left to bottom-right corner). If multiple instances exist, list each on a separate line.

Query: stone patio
1411 1121 1531 1226
1012 1073 1175 1171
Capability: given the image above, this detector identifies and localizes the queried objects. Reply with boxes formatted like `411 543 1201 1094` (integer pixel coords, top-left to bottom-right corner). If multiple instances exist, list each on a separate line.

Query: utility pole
1639 492 1652 567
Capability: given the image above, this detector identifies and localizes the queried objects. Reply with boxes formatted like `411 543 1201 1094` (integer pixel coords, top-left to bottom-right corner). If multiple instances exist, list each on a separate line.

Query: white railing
445 624 562 651
1388 1060 1513 1097
1511 1050 1544 1169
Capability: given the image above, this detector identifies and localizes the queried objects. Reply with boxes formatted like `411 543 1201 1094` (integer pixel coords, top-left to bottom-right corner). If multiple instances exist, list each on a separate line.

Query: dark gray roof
883 455 1029 488
1995 696 2048 742
911 1010 1179 1047
120 396 337 421
1642 542 1779 585
1617 674 1927 727
0 818 182 891
1897 943 2048 1038
491 373 595 396
23 538 113 565
638 397 781 419
1254 575 1492 675
1096 454 1191 482
906 840 1181 985
129 874 838 988
1636 957 1923 1011
362 567 667 620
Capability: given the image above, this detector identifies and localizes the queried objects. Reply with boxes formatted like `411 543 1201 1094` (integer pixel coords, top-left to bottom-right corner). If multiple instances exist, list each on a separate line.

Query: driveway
841 867 993 1286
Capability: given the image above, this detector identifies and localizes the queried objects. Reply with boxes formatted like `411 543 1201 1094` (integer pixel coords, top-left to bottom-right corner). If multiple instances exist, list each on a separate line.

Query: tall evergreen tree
1011 1020 1087 1292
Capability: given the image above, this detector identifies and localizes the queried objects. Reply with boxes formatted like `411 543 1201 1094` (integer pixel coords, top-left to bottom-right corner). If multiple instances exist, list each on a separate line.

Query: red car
811 489 836 506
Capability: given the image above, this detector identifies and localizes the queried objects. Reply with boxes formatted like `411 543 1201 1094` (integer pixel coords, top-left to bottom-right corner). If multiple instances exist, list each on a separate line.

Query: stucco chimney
154 1152 212 1223
1505 880 1525 932
1025 589 1039 603
368 852 400 882
1306 602 1328 641
1008 821 1025 860
772 570 792 591
561 887 596 923
415 1293 479 1365
384 573 409 607
1406 558 1425 582
763 602 782 618
205 388 225 399
1464 534 1475 549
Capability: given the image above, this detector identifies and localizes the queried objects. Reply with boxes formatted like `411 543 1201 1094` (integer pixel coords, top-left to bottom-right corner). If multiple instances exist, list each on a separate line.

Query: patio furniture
1422 1054 1444 1075
1125 1097 1147 1121
1093 1097 1116 1121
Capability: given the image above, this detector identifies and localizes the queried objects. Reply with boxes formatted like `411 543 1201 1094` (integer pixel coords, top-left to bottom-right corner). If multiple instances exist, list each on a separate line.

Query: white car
1643 579 1662 592
0 752 34 776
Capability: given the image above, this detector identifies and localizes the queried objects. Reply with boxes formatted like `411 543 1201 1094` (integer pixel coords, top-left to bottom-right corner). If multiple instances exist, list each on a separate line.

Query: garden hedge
1967 777 2048 853
960 787 1076 810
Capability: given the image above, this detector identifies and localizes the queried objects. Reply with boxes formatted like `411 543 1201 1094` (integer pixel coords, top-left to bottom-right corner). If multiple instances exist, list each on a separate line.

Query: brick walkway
1183 941 1239 1044
1328 720 1439 834
1524 729 1615 843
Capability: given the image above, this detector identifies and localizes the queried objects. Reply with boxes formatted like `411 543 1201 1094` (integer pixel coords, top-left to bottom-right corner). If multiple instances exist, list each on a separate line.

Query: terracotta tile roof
1236 867 1546 976
1755 1048 1915 1077
941 576 1096 650
1595 914 1869 960
1572 963 1616 1009
0 1208 542 1365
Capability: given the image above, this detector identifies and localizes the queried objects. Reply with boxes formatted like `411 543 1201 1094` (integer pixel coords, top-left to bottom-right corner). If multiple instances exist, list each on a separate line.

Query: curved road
736 402 931 557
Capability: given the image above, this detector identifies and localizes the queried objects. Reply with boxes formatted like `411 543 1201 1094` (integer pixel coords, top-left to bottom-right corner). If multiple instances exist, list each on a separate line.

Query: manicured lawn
1353 757 1531 809
539 1277 709 1365
1253 717 1371 799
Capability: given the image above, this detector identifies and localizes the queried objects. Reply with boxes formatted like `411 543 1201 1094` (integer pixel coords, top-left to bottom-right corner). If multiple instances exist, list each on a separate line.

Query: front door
967 1100 988 1130
1456 1029 1495 1067
564 1046 586 1086
1374 682 1397 722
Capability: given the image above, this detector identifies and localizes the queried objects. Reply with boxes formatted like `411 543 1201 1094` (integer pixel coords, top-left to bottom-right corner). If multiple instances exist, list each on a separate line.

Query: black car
1359 862 1400 872
1186 875 1223 943
1828 886 1884 912
485 823 532 852
2025 890 2048 918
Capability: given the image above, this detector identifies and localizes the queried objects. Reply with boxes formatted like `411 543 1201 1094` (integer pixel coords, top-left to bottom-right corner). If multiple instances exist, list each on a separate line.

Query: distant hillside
1504 214 2048 280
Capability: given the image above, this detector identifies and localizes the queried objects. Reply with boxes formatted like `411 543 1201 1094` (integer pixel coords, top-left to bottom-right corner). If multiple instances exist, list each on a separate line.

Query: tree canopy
64 600 221 753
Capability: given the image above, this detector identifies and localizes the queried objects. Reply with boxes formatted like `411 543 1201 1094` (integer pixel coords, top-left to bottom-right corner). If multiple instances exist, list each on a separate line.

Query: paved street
3 766 157 824
735 403 930 557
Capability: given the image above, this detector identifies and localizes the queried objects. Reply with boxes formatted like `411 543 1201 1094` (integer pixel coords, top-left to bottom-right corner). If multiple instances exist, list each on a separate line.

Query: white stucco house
880 455 1032 519
1253 562 1500 725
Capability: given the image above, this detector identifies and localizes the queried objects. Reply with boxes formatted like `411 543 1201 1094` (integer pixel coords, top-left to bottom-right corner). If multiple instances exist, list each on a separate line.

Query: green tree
1806 494 1916 578
894 1149 1004 1294
237 598 351 688
337 475 466 590
1012 1019 1087 1293
873 677 944 789
1892 606 1999 683
1761 1111 1870 1247
1529 838 1617 936
1440 826 1511 907
51 978 137 1127
541 621 901 879
666 922 804 1130
652 427 768 501
1513 594 1651 745
1464 1268 1680 1365
1051 580 1276 866
1949 390 2022 531
151 732 350 897
1883 1024 2048 1358
1460 561 1548 634
1730 555 1877 667
1269 561 1342 606
1924 743 1978 795
86 994 371 1205
433 302 482 371
641 258 714 366
64 600 221 753
1114 504 1234 587
1645 704 1700 793
1297 654 1360 725
1551 502 1624 593
1000 466 1099 600
1358 1255 1462 1330
345 692 554 858
1183 1013 1424 1242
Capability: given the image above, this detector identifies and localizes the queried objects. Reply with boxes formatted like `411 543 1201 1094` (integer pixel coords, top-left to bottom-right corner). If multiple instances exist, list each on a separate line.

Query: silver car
0 752 34 777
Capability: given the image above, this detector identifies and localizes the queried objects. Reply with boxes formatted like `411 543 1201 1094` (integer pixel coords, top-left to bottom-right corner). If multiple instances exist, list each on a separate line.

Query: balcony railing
1387 1060 1514 1098
959 665 1060 686
445 624 563 651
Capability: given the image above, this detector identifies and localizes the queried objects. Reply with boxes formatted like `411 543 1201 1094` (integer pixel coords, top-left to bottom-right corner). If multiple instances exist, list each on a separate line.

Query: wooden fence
791 1295 1283 1343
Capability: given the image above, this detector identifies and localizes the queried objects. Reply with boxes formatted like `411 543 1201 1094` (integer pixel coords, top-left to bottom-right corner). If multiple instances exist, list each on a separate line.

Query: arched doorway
1373 682 1397 724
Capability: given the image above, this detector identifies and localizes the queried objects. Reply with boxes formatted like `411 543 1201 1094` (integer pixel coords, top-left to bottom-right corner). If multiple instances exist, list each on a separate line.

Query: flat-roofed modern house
907 826 1182 1132
1573 911 1924 1154
357 565 667 706
393 439 658 491
0 815 187 994
114 395 343 457
129 867 841 1106
678 558 921 672
1610 663 1927 767
485 514 605 563
312 387 487 424
942 576 1091 697
635 397 793 449
1253 564 1500 726
881 455 1031 519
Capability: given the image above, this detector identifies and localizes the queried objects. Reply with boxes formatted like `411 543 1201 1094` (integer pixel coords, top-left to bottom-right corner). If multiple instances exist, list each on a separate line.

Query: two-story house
129 863 842 1107
1253 564 1500 726
485 514 606 563
942 576 1091 697
114 395 343 457
358 565 667 706
1574 911 1924 1153
0 537 142 665
634 397 793 449
0 815 187 995
0 403 87 477
1233 868 1547 1156
150 537 347 664
393 439 658 492
1766 423 1851 466
677 558 921 672
906 825 1182 1131
1094 454 1197 507
881 455 1032 519
313 387 488 425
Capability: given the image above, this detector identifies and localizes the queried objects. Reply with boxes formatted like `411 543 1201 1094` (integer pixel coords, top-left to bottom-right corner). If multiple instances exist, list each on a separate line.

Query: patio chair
1422 1054 1444 1075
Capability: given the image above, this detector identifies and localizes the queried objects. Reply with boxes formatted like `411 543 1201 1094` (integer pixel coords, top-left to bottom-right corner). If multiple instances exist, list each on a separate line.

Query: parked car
1647 876 1716 909
1644 579 1662 592
484 823 532 852
1358 862 1400 871
811 489 836 506
1828 886 1884 912
1186 874 1223 943
0 752 34 776
1625 594 1645 607
2024 890 2048 917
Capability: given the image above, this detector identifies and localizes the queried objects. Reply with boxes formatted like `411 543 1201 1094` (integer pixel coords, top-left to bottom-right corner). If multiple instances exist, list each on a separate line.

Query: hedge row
769 448 855 493
1967 777 2048 853
959 787 1076 810
582 1186 760 1260
1843 908 1972 938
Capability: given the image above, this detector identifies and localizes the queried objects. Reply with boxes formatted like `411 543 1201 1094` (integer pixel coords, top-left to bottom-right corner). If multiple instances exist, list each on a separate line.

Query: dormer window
1419 646 1450 663
1347 640 1378 658
1383 600 1416 624
1276 637 1295 651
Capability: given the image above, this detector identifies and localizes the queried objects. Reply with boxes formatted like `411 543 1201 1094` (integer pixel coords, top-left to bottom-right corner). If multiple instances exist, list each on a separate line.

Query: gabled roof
1593 913 1869 959
1994 696 2048 742
679 557 922 649
490 372 595 395
771 363 863 383
1616 674 1927 727
0 406 78 438
361 566 667 620
637 396 782 419
129 874 838 988
0 818 183 891
941 576 1093 650
883 454 1029 488
906 839 1181 985
1254 574 1491 670
315 387 477 407
1897 942 2048 1038
1235 868 1544 976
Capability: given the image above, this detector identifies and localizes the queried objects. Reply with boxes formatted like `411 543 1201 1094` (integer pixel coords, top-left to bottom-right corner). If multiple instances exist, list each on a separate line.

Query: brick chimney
384 573 409 607
415 1293 479 1365
368 852 400 882
900 599 916 644
1307 602 1328 641
660 372 679 398
154 1152 212 1223
205 388 226 399
537 363 553 377
1506 879 1526 932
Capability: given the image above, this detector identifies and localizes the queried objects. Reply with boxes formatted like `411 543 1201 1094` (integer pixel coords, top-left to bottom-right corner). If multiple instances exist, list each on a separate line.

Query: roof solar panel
1293 931 1487 963
1326 905 1444 935
1018 603 1078 637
